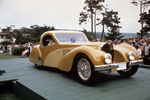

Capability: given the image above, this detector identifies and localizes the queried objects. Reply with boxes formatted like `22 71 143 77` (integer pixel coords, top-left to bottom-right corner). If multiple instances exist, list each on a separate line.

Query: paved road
0 58 150 100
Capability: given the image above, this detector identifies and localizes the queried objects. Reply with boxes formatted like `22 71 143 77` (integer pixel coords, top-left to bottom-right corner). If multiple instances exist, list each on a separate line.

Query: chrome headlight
128 51 136 61
104 53 112 64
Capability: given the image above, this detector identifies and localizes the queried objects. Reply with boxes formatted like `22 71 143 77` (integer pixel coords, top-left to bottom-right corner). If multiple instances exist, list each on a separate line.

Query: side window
43 35 55 46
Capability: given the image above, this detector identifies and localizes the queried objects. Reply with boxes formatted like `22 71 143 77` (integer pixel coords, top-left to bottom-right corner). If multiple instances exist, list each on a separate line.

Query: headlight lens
128 51 136 61
104 53 112 64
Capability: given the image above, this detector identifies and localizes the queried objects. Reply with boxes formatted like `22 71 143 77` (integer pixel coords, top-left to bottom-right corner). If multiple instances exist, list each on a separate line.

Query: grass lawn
0 53 23 60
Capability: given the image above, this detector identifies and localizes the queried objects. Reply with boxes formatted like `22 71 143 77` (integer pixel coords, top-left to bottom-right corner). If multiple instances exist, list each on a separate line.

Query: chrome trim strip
94 64 119 71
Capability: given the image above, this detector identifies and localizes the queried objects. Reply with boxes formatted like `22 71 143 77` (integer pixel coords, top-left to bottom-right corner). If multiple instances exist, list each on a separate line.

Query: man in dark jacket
101 40 114 61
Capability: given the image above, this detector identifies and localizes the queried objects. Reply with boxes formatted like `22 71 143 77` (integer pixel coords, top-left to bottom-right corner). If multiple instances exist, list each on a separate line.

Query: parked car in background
29 30 142 84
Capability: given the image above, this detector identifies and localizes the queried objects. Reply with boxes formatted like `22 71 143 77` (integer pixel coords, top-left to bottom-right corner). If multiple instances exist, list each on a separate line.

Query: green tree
97 6 109 40
13 29 26 44
82 29 95 41
0 41 12 45
30 25 55 42
14 25 55 44
131 0 150 38
79 0 104 40
104 10 123 40
138 10 150 37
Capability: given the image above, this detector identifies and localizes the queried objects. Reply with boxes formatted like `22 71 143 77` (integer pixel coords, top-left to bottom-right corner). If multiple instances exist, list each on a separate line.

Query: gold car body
29 31 141 72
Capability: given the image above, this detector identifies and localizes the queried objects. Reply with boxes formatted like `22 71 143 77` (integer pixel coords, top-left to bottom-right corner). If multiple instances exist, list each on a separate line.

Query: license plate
116 62 126 70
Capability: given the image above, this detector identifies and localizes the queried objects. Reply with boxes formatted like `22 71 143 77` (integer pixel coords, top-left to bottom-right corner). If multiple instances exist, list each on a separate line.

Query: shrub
12 47 26 55
0 41 12 45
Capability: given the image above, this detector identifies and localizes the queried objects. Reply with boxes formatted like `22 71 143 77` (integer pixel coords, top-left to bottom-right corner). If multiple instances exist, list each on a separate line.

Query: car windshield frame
54 33 88 44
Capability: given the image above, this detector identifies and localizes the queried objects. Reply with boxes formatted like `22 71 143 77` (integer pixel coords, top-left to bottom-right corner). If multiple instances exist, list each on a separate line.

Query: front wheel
117 63 139 77
73 54 95 84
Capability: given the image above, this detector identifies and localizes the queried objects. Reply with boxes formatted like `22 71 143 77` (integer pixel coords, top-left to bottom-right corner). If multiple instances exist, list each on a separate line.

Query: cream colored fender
29 46 42 65
58 46 105 72
113 43 139 63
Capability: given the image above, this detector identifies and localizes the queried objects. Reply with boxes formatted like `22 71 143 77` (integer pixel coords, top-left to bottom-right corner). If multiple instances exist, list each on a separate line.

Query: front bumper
129 59 143 66
94 64 119 71
94 59 143 71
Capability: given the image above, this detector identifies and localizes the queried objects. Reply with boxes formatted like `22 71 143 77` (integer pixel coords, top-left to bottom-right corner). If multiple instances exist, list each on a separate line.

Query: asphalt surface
0 58 150 100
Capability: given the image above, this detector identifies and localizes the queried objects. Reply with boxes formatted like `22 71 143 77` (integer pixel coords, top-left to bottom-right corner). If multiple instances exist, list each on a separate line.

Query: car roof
44 30 83 34
40 30 87 45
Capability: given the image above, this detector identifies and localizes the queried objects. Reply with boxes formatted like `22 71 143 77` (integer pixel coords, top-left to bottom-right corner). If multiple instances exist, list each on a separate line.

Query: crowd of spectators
128 37 150 65
0 37 150 65
0 42 39 56
105 37 150 65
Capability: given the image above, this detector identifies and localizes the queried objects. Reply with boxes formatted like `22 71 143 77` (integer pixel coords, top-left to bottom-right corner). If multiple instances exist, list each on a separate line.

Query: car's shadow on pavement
34 65 135 86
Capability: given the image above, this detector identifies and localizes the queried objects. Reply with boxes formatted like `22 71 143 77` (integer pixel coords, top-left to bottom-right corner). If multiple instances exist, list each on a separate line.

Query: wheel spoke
77 58 91 81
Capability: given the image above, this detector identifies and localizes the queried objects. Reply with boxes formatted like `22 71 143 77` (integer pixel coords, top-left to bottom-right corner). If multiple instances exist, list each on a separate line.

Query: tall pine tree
79 0 104 40
131 0 150 38
138 10 150 38
104 10 123 40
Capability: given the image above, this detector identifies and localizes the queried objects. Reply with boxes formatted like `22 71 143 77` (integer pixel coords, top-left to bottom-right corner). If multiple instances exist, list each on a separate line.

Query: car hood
59 42 105 50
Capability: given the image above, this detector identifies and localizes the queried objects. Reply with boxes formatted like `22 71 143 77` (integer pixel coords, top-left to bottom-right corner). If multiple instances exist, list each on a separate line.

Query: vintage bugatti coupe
29 31 142 84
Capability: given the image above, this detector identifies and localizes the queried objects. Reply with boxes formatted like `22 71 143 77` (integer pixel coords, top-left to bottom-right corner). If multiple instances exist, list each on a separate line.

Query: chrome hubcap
77 58 91 81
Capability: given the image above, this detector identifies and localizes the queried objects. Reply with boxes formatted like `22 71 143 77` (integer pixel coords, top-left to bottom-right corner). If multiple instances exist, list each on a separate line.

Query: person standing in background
143 37 150 65
135 43 142 59
27 42 32 56
8 45 12 55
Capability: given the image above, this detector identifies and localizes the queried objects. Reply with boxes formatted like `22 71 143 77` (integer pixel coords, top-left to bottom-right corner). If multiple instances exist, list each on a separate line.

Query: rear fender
29 47 42 64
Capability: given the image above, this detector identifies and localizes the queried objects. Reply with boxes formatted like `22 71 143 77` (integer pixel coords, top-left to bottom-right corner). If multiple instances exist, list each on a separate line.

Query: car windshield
55 33 88 43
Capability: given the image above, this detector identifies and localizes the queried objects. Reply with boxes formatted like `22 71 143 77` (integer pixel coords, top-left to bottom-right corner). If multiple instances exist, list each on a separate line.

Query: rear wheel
73 54 95 84
35 57 42 69
117 63 139 77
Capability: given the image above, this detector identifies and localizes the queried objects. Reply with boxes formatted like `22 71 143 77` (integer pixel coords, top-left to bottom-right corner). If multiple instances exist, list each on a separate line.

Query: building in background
0 32 10 42
0 27 15 43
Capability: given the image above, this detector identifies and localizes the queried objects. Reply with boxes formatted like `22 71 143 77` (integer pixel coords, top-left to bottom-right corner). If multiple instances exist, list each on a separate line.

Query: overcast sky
0 0 141 33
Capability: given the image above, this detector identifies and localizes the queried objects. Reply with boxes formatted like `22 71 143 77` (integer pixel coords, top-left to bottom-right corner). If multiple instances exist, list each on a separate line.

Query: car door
40 34 61 68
